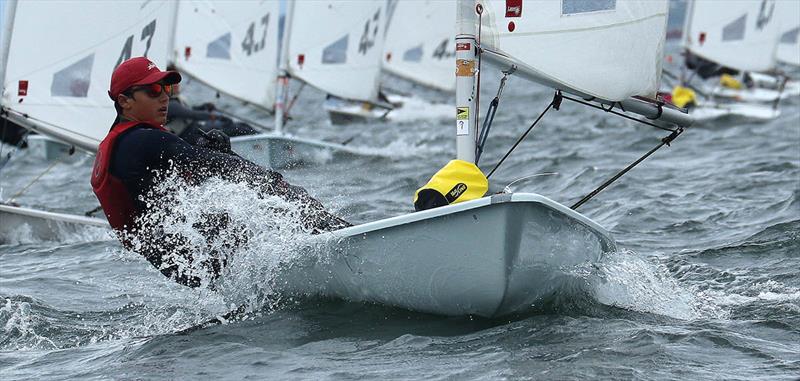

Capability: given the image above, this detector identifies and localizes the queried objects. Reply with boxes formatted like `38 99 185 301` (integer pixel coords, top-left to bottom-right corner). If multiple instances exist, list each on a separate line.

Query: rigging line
486 92 559 179
570 127 685 210
283 82 307 125
559 94 677 132
474 7 483 143
476 69 512 164
7 146 74 204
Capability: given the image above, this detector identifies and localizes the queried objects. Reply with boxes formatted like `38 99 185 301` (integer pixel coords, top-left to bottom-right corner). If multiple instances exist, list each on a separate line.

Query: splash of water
587 249 729 320
126 172 332 317
0 298 57 350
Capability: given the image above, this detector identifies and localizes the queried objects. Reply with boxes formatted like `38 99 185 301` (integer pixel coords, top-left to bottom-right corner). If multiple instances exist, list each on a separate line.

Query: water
1 70 799 379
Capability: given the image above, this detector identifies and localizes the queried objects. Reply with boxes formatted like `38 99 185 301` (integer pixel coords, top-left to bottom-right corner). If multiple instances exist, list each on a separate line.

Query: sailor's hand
194 102 217 112
197 129 233 154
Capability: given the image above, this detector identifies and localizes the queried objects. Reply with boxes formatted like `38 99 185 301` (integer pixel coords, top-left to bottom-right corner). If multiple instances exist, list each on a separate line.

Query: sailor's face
118 83 170 125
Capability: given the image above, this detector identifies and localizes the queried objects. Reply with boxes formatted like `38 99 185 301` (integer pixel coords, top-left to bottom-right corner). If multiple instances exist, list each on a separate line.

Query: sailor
163 65 258 145
91 57 350 287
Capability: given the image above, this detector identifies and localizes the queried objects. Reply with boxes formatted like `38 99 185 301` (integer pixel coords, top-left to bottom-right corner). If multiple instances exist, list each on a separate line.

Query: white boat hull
691 102 781 121
230 133 364 169
279 193 616 317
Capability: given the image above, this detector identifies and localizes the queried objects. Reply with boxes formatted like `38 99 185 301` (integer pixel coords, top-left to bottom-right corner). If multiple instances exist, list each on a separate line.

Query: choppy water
1 65 799 379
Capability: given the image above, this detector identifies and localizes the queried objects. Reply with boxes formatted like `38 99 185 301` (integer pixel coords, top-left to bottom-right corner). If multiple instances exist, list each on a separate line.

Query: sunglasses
125 83 174 98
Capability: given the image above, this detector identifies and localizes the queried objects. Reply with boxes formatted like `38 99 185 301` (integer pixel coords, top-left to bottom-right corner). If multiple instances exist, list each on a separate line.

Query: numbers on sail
756 0 774 30
140 20 156 57
115 19 157 68
358 8 381 55
432 39 455 60
115 36 134 68
242 13 270 56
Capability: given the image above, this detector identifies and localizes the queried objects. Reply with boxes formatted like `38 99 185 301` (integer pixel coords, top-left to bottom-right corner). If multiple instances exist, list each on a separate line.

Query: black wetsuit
110 125 350 286
167 99 258 145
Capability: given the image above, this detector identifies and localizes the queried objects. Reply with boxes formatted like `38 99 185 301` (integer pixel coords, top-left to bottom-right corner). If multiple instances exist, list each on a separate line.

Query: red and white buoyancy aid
91 121 166 238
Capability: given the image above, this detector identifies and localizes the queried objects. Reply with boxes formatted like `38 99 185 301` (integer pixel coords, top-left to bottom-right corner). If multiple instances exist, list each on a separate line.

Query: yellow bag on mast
414 160 488 211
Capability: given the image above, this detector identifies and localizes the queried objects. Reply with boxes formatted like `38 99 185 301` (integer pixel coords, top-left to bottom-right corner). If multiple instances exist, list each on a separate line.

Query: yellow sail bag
414 160 488 211
671 86 697 109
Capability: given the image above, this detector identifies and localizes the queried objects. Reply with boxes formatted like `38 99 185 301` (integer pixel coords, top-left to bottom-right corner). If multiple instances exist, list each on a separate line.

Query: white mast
274 0 295 135
0 0 18 98
166 0 180 66
455 0 477 163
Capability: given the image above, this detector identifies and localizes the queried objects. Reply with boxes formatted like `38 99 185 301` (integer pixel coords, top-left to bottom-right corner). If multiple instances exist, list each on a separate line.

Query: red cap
108 57 181 101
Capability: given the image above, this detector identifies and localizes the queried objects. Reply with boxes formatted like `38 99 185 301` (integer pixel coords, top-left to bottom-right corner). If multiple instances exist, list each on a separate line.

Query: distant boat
673 0 790 119
171 0 376 169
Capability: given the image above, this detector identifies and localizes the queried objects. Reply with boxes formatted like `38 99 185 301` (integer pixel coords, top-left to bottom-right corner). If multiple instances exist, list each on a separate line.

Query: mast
274 0 295 135
166 0 180 66
455 0 477 163
0 0 18 99
680 0 695 85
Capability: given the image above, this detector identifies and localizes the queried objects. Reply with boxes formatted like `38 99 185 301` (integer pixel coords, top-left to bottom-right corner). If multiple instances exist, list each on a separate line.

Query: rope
559 94 677 132
486 92 561 179
570 127 685 210
7 154 66 203
475 69 513 164
474 6 483 141
283 82 307 126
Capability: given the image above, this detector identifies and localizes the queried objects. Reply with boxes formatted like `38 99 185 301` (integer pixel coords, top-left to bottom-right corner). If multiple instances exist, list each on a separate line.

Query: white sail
383 0 455 92
1 1 176 152
287 0 386 102
173 0 280 111
477 0 668 102
684 0 780 72
774 0 800 67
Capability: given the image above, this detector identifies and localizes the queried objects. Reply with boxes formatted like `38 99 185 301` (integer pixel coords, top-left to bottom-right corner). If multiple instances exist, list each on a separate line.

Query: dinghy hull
230 133 362 169
279 193 616 318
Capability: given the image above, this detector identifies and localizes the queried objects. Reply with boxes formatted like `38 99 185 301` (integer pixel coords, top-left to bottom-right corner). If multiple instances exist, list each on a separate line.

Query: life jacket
91 120 166 240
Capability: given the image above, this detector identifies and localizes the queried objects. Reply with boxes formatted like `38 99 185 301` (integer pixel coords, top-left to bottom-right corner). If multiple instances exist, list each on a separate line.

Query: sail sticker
457 107 469 120
722 15 746 41
456 42 470 51
208 33 232 59
505 0 522 17
508 21 516 32
297 54 305 68
456 107 469 136
562 0 615 14
51 54 93 98
456 59 475 77
456 120 469 136
184 46 192 60
18 80 28 96
323 35 348 64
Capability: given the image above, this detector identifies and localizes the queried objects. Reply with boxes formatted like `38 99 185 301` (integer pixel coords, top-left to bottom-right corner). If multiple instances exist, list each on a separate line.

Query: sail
173 0 280 111
1 1 176 152
383 0 455 92
477 0 668 102
684 0 780 72
774 0 800 67
286 1 386 102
